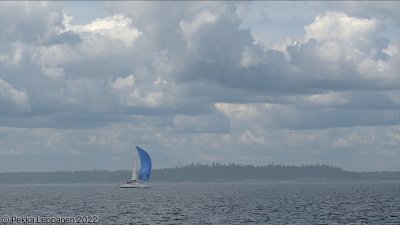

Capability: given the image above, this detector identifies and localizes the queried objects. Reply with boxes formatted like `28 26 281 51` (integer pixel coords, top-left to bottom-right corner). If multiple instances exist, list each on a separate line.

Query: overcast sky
0 1 399 172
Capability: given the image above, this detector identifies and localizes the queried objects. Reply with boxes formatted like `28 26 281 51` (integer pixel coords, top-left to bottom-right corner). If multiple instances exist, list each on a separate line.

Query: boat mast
135 145 138 181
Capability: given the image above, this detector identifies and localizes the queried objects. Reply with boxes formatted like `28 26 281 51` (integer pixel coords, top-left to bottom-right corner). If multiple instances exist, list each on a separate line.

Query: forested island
0 163 399 184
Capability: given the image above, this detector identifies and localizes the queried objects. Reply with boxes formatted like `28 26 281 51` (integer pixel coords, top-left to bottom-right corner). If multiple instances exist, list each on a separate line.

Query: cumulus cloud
300 92 348 107
340 1 400 26
0 43 24 66
0 2 63 46
304 11 378 45
0 2 398 128
41 65 65 79
0 2 399 171
216 102 398 130
61 14 142 48
0 78 30 114
286 12 398 91
111 74 135 91
110 73 174 108
357 45 399 86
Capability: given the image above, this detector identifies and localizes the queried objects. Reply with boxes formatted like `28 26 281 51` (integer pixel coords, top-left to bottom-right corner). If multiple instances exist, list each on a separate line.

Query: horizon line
1 163 399 174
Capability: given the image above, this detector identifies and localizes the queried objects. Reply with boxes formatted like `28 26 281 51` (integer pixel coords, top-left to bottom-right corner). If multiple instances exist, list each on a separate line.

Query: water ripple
1 182 399 224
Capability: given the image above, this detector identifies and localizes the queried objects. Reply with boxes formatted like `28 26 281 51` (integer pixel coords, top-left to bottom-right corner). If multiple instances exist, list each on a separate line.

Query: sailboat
120 146 152 188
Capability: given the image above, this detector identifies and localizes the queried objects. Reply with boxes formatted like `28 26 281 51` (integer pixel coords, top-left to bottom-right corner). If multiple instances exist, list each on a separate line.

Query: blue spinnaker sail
136 146 152 181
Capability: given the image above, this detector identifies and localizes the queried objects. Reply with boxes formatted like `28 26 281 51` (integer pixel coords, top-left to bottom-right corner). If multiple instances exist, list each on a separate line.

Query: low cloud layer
0 2 399 172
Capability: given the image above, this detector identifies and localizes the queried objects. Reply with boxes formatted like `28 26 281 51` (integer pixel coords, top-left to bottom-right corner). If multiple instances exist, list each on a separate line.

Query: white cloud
340 1 400 25
0 2 399 171
284 11 399 91
179 10 218 49
240 129 265 145
0 78 30 113
304 11 378 45
111 74 135 91
383 43 398 57
41 65 65 79
61 14 142 48
240 47 264 68
0 148 26 156
0 2 64 45
300 92 348 107
0 44 24 66
357 46 399 86
111 74 172 108
216 101 398 130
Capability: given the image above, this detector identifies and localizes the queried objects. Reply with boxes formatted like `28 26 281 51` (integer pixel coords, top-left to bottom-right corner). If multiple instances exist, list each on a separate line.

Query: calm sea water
1 182 399 225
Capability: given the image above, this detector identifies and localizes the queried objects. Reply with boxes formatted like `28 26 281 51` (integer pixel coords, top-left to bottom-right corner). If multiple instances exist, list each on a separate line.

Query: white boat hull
120 182 149 188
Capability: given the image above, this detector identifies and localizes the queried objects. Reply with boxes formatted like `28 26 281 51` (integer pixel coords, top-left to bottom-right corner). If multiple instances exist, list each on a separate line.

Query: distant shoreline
1 163 399 184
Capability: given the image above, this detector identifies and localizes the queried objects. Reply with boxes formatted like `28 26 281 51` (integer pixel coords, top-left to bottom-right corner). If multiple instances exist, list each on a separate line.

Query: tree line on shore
0 163 398 184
